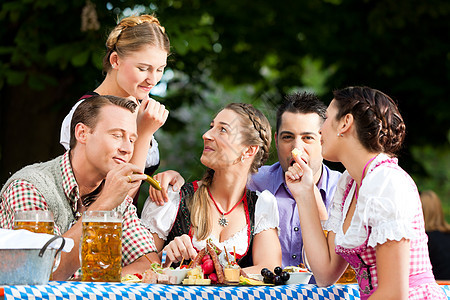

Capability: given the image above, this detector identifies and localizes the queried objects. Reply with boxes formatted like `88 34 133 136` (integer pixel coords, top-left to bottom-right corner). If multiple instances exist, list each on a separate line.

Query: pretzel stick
224 246 230 264
233 246 237 262
187 260 194 268
144 254 153 265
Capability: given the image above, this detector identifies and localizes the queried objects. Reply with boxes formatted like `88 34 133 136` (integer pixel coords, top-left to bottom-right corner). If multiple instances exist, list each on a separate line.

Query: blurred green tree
1 0 449 209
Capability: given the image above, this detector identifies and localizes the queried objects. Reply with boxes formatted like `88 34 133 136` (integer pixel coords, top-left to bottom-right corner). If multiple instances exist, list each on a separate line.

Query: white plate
285 272 313 284
165 268 190 284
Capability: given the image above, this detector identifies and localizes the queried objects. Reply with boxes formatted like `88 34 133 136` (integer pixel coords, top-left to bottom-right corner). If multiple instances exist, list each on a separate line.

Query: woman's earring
241 156 245 163
337 133 344 137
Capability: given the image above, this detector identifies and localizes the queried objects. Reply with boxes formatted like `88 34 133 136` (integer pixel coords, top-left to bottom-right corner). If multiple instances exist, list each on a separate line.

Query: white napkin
0 229 74 252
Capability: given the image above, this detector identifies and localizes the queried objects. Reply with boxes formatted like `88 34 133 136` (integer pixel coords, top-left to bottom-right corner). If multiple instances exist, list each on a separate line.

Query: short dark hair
276 92 327 133
69 95 137 149
332 86 406 156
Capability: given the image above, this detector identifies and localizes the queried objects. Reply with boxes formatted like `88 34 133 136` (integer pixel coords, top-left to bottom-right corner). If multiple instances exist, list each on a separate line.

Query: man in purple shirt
248 92 341 268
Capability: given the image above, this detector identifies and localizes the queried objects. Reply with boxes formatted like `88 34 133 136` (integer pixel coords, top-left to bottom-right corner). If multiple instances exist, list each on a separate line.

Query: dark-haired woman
141 103 282 275
286 87 445 299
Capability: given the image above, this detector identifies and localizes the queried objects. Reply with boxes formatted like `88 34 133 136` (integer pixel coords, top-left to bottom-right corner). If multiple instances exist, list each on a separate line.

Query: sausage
192 247 207 267
207 242 224 284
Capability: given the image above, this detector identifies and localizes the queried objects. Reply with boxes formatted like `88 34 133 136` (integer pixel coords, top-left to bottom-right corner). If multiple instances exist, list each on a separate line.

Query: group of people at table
0 14 447 299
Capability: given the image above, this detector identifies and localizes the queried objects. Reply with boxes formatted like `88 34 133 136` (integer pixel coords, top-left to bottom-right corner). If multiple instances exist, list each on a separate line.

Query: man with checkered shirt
0 95 158 280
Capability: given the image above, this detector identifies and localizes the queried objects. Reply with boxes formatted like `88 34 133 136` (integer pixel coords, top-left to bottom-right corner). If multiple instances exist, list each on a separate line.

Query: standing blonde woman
420 190 450 280
286 86 445 299
61 15 173 180
141 103 282 275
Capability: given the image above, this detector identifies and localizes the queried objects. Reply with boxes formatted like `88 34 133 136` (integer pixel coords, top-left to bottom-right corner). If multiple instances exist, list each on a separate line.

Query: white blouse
324 154 419 249
60 99 160 168
141 187 279 256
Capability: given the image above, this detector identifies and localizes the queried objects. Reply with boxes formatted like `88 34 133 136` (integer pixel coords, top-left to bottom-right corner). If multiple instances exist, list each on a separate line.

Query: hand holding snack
285 148 315 197
163 234 198 267
93 163 146 210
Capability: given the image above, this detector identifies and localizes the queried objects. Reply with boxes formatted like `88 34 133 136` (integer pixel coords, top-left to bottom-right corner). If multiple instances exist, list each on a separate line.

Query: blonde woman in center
141 103 281 274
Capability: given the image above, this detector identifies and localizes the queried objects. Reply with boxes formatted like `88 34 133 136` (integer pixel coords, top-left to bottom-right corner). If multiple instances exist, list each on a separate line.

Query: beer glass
322 230 357 284
80 211 122 282
14 210 54 234
337 265 357 284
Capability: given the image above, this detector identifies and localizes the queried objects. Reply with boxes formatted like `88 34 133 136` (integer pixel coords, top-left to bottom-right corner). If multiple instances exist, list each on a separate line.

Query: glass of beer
337 264 357 284
14 210 54 234
80 211 122 282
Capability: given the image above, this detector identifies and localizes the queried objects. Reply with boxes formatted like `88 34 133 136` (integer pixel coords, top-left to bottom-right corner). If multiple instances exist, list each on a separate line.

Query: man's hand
150 170 185 206
91 163 147 211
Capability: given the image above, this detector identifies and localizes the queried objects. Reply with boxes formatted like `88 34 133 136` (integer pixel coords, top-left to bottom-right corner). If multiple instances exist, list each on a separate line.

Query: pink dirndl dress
324 154 445 299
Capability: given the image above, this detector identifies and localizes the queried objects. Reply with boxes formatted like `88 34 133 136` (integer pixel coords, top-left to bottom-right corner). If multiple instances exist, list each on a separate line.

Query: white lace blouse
141 187 279 256
60 99 160 168
324 154 419 249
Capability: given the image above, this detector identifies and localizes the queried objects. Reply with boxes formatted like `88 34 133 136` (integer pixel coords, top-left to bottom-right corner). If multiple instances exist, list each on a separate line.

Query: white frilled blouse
141 187 279 256
324 153 419 248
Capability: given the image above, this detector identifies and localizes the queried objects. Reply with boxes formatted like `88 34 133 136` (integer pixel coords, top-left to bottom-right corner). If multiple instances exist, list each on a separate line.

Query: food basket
0 235 65 285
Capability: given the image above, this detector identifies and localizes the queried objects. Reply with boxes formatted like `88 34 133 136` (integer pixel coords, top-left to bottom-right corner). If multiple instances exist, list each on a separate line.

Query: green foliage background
0 0 449 219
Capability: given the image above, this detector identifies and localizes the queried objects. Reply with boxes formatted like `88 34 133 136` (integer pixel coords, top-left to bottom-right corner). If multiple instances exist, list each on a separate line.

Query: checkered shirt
0 151 157 271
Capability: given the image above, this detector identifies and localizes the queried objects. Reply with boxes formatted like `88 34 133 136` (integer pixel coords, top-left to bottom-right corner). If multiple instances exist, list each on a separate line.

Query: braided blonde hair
189 103 272 240
103 14 170 72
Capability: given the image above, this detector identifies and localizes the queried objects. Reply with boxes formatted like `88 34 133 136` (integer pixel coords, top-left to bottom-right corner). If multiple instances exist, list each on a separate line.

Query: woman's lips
113 157 126 164
139 85 152 92
203 146 214 152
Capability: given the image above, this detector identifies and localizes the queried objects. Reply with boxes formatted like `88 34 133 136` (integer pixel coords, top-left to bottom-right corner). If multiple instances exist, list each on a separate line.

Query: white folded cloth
0 229 74 252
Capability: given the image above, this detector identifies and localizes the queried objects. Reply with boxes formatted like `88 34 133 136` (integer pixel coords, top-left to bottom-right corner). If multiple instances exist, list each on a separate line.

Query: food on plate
121 273 142 283
124 241 280 286
182 266 211 285
192 248 207 267
261 266 291 285
139 262 177 284
165 267 191 284
282 265 313 285
283 266 310 273
183 239 228 285
206 240 224 283
224 261 241 284
239 275 269 285
142 269 158 284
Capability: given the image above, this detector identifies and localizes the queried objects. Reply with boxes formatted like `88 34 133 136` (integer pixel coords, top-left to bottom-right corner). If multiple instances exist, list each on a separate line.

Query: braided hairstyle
103 14 170 72
333 86 406 156
189 103 272 240
225 103 272 173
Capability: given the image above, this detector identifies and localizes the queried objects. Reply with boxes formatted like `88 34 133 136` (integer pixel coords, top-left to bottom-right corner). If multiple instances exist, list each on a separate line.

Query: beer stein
80 211 122 282
14 210 54 234
336 264 357 284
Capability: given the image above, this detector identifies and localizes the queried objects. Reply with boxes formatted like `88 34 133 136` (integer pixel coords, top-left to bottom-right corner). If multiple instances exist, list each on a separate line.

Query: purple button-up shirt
248 162 341 268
